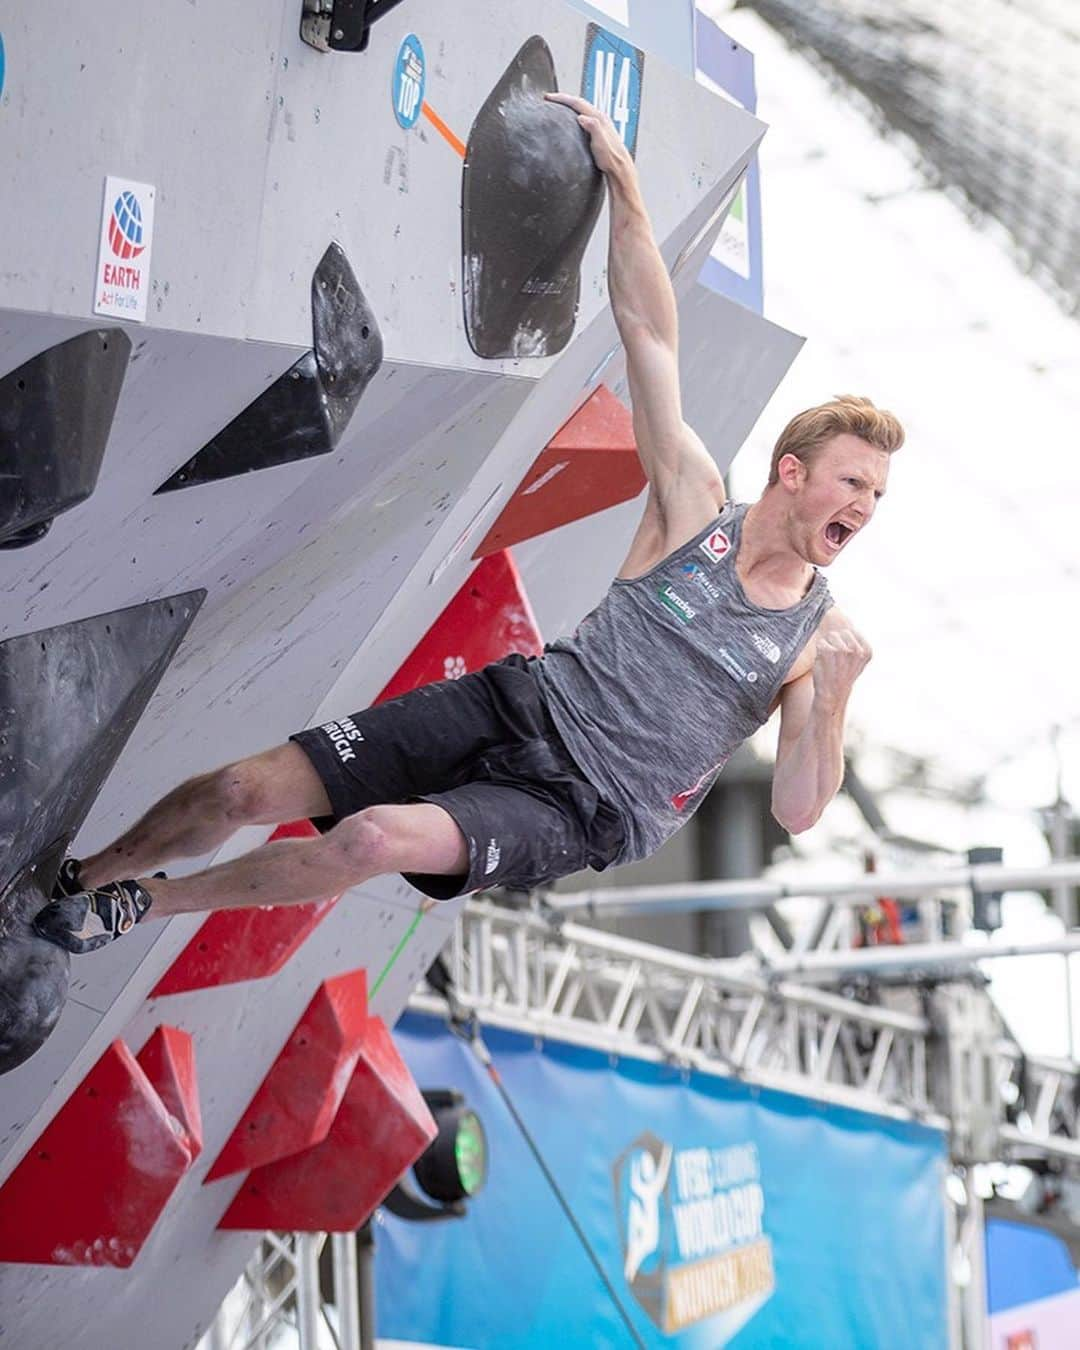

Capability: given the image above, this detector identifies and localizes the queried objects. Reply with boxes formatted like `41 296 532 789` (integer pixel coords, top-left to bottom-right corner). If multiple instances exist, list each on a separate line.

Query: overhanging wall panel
250 2 762 369
0 317 302 640
0 1 762 368
0 363 532 1180
0 3 282 337
677 285 803 464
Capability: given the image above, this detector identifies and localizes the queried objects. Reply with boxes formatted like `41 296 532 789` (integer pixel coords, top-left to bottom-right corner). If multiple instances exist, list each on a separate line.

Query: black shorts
289 654 626 901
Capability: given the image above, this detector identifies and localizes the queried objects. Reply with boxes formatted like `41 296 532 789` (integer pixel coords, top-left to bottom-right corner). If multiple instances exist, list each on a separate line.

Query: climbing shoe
51 857 86 899
34 879 157 954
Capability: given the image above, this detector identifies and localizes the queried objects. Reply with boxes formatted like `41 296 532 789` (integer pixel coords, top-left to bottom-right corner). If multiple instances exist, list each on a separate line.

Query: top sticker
392 34 426 130
581 24 644 159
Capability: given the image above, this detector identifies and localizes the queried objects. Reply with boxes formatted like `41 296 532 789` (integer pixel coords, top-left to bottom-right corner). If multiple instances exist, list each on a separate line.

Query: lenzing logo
656 584 696 624
612 1132 775 1337
108 190 145 260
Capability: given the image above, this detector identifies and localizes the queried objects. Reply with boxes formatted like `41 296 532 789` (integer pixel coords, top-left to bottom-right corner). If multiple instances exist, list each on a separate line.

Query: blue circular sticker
392 34 425 130
0 35 6 103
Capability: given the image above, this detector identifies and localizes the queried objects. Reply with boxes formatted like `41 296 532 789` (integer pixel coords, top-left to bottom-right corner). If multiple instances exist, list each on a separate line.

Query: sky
699 4 1080 1056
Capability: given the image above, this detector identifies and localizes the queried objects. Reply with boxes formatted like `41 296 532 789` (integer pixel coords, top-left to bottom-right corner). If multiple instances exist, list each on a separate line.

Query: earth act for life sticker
94 176 155 322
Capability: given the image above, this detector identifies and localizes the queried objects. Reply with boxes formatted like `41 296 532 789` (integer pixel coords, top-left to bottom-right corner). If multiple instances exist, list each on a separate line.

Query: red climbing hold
217 1014 436 1233
472 384 645 556
376 549 542 702
205 969 369 1181
0 1032 197 1266
150 819 341 995
137 1023 203 1158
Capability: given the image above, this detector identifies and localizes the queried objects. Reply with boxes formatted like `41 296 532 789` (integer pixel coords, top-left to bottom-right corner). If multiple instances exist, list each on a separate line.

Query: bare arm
771 614 872 834
545 93 723 518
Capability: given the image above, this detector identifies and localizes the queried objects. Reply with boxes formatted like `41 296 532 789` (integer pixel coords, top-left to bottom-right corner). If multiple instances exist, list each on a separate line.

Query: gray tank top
532 501 833 863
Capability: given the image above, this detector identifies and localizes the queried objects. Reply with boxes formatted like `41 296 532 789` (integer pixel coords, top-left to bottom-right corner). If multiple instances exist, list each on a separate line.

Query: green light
454 1110 487 1196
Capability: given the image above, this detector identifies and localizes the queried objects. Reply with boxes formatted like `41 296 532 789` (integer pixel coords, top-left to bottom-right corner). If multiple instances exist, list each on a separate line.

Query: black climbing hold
155 242 382 492
0 329 132 547
300 0 408 54
0 589 205 1074
462 36 604 359
0 869 70 1076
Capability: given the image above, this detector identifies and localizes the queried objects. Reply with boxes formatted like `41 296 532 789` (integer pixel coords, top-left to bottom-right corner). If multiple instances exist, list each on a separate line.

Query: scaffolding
205 860 1080 1349
411 896 1080 1166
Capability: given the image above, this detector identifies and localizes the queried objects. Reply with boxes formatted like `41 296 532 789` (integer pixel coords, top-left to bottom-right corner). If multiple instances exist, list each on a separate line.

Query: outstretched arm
771 613 873 834
545 93 723 522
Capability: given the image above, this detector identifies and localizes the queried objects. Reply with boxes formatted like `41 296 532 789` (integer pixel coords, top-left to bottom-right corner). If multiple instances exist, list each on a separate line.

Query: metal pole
762 935 1080 983
357 1221 376 1350
699 784 757 955
1049 730 1075 928
332 1233 361 1350
247 1243 268 1350
944 1176 963 1350
547 858 1080 918
1047 766 1078 1058
205 1309 230 1350
295 1234 322 1350
960 1177 988 1350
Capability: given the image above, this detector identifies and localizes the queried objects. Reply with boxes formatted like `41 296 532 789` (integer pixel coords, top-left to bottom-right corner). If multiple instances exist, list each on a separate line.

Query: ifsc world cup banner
614 1130 773 1338
375 1014 949 1349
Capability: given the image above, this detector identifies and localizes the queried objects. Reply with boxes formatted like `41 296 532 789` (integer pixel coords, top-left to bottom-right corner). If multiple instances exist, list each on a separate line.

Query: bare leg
80 744 333 887
142 802 468 918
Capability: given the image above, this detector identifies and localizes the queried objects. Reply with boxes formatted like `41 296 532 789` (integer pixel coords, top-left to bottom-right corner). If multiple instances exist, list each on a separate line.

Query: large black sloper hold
462 35 605 359
0 328 132 548
0 589 205 1074
156 242 382 491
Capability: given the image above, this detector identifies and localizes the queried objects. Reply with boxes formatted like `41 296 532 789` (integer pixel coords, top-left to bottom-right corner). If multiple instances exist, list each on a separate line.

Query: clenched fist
812 611 872 710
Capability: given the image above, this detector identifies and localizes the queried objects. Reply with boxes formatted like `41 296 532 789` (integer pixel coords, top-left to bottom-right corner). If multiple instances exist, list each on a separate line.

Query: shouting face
783 433 890 566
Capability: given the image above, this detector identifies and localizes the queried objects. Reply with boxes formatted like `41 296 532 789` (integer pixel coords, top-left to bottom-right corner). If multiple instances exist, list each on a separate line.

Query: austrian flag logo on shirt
699 529 731 563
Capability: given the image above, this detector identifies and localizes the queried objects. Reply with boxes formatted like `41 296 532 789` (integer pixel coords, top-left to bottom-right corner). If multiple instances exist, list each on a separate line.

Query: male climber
35 94 902 955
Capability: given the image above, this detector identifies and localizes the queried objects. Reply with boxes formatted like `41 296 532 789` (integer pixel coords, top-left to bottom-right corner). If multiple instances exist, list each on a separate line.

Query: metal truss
410 900 942 1126
200 904 1080 1350
997 1043 1080 1166
200 1231 361 1350
409 899 1080 1169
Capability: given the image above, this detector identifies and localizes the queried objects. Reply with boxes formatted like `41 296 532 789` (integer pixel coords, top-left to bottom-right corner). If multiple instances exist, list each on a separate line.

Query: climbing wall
0 2 798 1346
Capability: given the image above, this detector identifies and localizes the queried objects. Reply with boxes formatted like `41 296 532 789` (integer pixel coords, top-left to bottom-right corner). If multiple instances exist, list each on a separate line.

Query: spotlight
383 1089 488 1222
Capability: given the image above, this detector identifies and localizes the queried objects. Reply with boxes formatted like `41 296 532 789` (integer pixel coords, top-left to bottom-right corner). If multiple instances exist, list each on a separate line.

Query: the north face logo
751 634 781 664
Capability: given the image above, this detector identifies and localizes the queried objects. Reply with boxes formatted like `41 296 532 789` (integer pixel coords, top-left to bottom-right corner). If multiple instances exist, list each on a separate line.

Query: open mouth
824 521 854 549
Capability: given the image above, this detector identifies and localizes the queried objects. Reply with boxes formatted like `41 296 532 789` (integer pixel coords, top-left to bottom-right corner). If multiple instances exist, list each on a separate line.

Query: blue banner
693 11 763 313
375 1014 948 1348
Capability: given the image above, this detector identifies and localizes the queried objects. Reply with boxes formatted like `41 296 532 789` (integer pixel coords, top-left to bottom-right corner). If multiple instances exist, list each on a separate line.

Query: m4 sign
581 24 645 158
